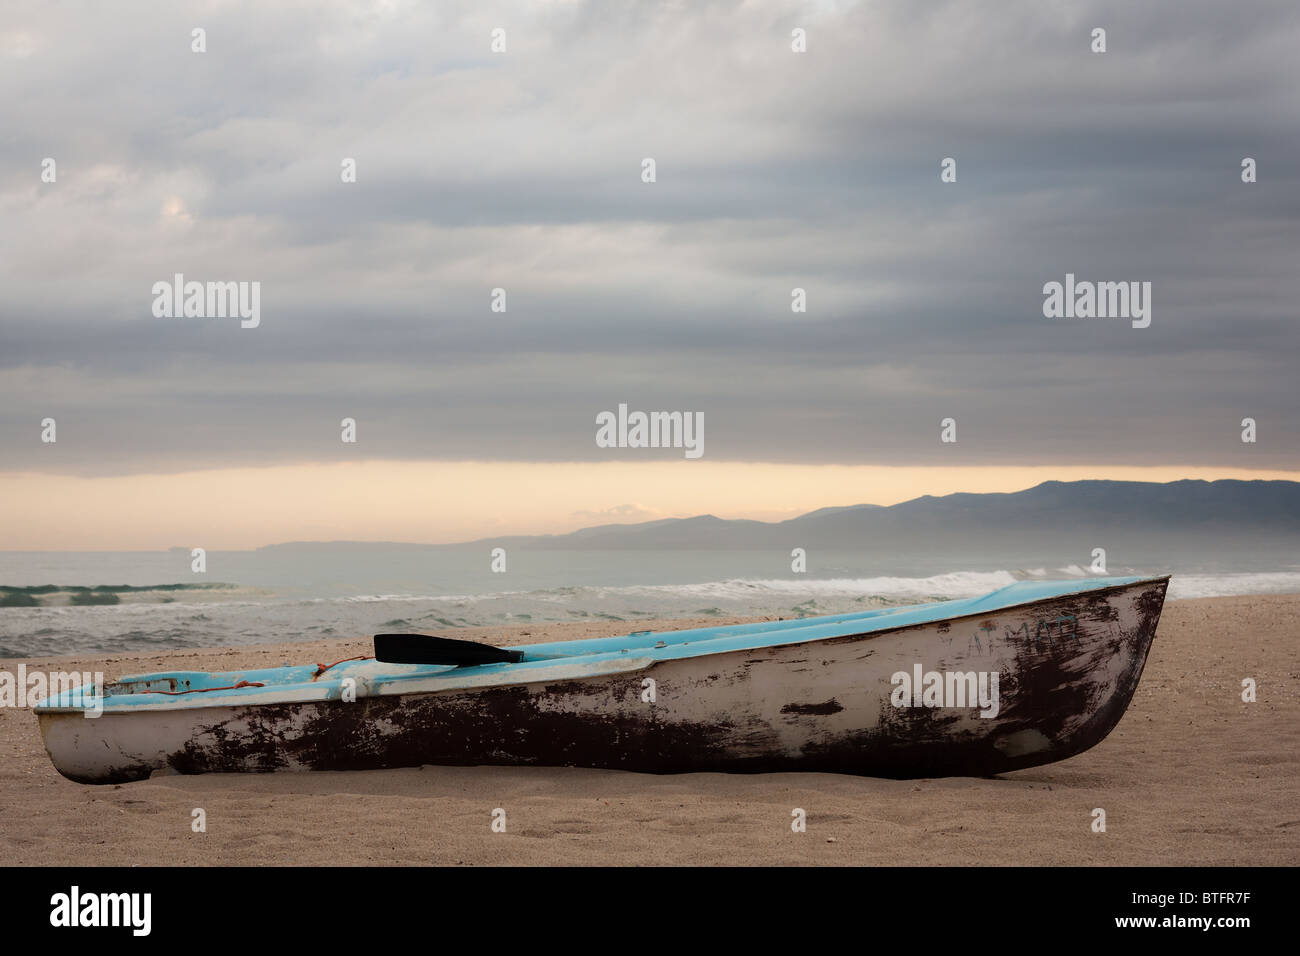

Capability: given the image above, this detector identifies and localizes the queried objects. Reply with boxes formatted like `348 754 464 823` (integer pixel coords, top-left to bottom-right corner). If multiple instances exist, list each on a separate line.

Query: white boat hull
36 577 1168 782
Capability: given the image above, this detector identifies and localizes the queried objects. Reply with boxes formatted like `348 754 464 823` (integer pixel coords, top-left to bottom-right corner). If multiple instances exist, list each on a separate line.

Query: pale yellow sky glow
2 461 1297 551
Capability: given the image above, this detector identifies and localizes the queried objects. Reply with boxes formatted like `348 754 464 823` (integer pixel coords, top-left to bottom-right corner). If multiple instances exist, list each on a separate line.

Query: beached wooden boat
35 575 1168 783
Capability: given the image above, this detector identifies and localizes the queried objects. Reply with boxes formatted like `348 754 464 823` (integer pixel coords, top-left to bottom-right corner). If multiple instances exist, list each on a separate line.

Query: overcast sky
1 0 1298 544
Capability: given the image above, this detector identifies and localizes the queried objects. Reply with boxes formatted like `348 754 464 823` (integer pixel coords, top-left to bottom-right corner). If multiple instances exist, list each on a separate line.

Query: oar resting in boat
373 633 526 666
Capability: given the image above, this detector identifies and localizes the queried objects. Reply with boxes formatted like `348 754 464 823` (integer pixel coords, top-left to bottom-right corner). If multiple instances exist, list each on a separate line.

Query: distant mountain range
258 479 1300 552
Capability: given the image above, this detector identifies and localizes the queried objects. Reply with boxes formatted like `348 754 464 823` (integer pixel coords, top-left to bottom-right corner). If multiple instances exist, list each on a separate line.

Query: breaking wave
0 583 242 607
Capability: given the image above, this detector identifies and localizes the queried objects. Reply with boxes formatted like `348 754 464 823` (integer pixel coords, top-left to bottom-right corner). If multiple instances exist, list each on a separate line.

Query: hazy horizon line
5 472 1298 553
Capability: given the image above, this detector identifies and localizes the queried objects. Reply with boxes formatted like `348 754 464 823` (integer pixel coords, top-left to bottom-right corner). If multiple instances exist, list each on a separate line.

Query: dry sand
1 595 1297 866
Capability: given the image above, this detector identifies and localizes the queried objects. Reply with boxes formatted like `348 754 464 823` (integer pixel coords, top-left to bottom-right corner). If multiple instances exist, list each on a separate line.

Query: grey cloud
1 0 1298 474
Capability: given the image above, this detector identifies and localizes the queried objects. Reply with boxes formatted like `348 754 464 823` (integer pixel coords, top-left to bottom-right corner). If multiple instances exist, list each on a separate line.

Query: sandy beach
2 594 1297 866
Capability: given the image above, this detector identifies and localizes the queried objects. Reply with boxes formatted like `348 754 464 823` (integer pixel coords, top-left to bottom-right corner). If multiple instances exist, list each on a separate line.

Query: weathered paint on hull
37 579 1166 783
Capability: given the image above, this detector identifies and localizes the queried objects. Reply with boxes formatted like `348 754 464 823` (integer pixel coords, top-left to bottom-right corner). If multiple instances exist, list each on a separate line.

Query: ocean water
0 547 1296 658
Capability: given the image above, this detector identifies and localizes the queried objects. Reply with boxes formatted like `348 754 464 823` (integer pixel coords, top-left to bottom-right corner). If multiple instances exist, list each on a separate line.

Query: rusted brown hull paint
39 579 1166 783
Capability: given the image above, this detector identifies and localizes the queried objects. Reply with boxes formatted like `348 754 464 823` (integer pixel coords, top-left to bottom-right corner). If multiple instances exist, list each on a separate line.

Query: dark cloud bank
2 0 1297 475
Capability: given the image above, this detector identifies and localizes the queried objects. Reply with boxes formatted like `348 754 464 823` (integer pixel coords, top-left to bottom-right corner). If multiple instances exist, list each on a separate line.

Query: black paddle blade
373 633 526 667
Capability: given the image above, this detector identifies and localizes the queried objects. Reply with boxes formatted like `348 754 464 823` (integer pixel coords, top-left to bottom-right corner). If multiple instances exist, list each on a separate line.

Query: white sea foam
613 570 1021 601
329 571 1021 607
307 569 1300 607
1167 572 1300 600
